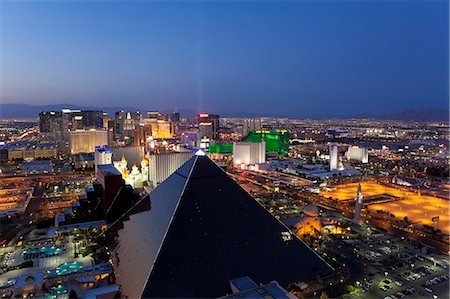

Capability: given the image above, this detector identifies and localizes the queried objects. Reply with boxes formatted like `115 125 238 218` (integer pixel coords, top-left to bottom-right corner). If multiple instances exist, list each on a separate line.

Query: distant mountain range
0 103 448 122
0 104 140 119
351 108 449 122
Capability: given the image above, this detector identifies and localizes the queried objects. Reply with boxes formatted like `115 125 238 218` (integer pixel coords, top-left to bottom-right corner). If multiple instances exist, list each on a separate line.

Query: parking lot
342 234 449 299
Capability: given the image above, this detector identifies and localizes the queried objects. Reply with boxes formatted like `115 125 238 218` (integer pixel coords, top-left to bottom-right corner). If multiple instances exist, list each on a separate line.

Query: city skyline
0 108 449 298
0 1 449 298
1 0 448 116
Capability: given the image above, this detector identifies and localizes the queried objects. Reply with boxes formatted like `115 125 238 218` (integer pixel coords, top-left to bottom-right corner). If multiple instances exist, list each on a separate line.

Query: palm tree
69 289 78 299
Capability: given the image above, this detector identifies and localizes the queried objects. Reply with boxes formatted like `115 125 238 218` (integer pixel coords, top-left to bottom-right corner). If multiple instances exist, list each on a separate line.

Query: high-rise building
154 120 172 139
39 109 103 148
70 110 103 130
68 129 111 154
243 118 262 134
39 111 66 142
346 145 369 163
170 112 180 123
197 113 219 141
133 123 146 146
115 110 142 138
143 112 173 139
146 111 162 120
96 164 124 212
245 130 290 155
170 112 181 135
329 143 338 171
102 113 109 129
106 156 335 298
233 142 266 166
180 131 202 148
353 183 363 225
147 152 193 188
39 111 59 132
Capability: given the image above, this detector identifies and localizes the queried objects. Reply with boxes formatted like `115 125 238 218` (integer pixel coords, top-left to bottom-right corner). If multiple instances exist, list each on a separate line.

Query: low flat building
4 143 58 161
21 160 53 174
73 153 95 170
219 276 298 299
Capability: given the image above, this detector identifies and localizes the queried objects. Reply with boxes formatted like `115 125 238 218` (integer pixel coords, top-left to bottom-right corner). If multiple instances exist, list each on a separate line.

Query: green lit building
244 130 290 155
207 130 290 156
208 143 233 154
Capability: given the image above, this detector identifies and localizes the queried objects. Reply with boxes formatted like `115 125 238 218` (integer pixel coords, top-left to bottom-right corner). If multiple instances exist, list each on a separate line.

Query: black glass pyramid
108 156 335 298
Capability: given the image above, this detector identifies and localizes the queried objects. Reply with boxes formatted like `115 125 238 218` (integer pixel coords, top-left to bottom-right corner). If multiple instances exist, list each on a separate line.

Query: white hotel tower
347 145 369 163
329 143 339 171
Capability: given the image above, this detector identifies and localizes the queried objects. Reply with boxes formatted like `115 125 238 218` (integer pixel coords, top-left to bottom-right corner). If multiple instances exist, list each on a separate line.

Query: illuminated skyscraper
169 112 180 122
115 110 142 138
197 113 219 141
243 118 262 134
329 143 338 171
233 142 266 166
39 109 103 146
102 113 110 129
70 110 103 130
170 112 181 135
346 145 369 163
69 129 111 154
143 112 173 139
39 111 66 142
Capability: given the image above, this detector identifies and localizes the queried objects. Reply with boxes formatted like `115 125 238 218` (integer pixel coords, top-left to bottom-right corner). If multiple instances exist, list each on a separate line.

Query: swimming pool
23 245 64 258
47 261 83 278
50 284 68 297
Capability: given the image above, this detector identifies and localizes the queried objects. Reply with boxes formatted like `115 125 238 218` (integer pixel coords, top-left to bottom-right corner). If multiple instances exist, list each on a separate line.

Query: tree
69 289 78 299
36 218 53 229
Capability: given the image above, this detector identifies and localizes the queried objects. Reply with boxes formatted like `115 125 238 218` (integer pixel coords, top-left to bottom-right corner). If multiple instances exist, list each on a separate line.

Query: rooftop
97 164 121 176
221 277 296 299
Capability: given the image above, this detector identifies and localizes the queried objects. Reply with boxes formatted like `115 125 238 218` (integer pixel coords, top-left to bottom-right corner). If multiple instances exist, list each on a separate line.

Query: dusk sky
1 0 448 117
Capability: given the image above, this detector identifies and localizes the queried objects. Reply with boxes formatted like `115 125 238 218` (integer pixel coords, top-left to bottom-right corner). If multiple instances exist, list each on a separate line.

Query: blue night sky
0 0 448 117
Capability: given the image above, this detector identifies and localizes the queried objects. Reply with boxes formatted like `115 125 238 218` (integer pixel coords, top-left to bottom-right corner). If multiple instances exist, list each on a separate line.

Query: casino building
106 155 335 298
